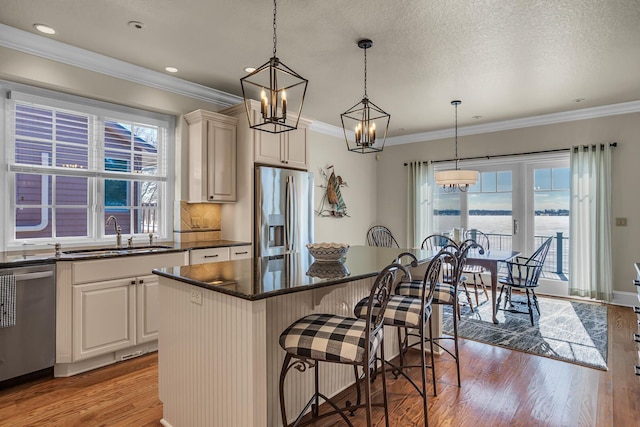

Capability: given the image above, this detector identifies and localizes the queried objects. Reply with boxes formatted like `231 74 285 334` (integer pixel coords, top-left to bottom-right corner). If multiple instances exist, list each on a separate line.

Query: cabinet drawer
190 247 230 265
229 245 252 260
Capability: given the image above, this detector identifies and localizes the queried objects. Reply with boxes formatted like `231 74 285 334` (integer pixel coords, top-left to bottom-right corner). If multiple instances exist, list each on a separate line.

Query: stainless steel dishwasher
0 263 56 385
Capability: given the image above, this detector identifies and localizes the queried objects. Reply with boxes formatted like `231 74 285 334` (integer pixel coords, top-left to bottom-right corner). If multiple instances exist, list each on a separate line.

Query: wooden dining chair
496 236 553 326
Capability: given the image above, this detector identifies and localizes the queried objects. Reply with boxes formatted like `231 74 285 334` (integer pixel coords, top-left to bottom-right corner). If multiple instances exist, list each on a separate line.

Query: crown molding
386 100 640 146
0 23 242 107
3 24 639 143
308 120 345 140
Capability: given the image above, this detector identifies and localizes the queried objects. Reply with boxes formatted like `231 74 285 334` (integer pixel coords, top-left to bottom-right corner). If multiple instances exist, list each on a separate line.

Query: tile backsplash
174 201 222 242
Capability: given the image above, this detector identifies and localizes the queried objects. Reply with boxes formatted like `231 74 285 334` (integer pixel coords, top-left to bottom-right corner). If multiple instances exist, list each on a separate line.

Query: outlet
190 289 202 305
615 217 628 226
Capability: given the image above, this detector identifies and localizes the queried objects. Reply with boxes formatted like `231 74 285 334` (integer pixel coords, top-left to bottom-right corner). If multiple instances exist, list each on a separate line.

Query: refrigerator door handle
284 176 297 252
285 177 291 252
289 177 296 251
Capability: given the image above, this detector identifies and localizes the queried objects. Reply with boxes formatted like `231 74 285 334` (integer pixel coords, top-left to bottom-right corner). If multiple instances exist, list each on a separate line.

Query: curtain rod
403 142 617 166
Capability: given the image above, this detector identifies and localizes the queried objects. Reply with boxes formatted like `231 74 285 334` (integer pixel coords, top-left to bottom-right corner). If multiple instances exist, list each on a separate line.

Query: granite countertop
0 239 251 268
153 245 434 301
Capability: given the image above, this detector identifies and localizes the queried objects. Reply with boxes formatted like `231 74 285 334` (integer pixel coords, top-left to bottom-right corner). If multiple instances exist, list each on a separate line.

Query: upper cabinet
254 125 308 170
184 110 238 202
223 100 311 171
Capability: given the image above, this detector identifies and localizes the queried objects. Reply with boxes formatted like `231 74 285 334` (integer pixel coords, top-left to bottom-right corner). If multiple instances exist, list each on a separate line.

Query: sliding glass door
433 153 570 286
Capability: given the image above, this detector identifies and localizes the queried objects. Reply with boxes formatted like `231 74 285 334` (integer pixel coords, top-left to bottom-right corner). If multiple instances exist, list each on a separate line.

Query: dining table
465 249 520 323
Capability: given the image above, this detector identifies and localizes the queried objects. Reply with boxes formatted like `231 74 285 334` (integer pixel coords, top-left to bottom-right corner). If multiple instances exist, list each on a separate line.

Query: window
2 86 174 248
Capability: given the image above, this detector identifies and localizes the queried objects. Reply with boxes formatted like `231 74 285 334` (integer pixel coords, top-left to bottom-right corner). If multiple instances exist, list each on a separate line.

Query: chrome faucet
106 215 122 248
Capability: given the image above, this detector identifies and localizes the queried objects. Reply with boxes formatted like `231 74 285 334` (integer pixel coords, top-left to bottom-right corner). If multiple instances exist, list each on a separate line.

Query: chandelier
240 0 308 134
435 100 478 192
341 39 390 154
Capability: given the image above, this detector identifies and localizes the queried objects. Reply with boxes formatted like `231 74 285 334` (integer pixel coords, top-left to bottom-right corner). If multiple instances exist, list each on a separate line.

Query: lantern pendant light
341 39 390 153
435 100 478 192
240 0 308 134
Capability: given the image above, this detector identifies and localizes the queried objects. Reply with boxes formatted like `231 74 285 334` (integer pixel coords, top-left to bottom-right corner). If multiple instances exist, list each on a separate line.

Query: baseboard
612 291 638 307
54 341 158 377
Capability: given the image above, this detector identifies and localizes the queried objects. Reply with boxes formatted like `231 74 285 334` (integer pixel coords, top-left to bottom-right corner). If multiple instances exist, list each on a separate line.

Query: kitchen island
153 246 432 427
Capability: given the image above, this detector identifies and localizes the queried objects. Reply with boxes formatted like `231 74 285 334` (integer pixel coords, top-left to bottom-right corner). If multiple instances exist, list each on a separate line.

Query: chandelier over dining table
435 100 478 191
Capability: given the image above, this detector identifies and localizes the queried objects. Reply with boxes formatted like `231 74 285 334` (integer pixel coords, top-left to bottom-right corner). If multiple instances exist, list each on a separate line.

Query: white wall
308 131 377 246
377 113 640 294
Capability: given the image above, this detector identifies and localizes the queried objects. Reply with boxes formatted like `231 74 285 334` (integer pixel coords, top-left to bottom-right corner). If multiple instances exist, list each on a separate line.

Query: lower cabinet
71 274 159 361
55 251 187 376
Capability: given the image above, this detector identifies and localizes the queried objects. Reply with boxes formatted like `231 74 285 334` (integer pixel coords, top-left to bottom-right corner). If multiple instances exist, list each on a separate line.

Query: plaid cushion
279 313 382 364
354 295 432 328
396 280 456 305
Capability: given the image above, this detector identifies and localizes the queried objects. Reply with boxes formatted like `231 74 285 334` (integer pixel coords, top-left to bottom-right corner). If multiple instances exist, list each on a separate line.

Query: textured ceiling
1 0 639 137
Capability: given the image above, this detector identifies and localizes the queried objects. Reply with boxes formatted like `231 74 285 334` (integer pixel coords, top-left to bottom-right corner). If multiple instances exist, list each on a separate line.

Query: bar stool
278 263 408 427
354 250 446 427
395 239 481 391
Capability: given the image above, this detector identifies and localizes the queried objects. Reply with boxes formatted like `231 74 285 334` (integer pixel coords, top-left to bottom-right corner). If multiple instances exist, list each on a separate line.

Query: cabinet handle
209 195 215 200
634 280 640 287
139 279 144 284
204 254 219 258
633 333 640 343
130 280 136 285
634 306 640 314
636 365 640 376
235 251 248 255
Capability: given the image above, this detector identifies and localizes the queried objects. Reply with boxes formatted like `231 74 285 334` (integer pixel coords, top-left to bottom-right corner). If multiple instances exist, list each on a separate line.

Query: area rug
442 293 608 370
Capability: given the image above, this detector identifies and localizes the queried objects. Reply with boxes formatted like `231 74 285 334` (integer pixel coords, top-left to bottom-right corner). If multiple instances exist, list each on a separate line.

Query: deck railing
483 232 569 278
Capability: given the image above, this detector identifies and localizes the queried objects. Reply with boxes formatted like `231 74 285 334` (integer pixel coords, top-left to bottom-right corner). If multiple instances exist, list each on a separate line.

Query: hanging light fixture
435 100 478 192
240 0 308 134
341 39 390 154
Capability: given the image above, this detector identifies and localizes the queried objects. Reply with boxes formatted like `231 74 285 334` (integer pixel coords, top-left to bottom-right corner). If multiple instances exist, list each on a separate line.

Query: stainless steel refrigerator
255 165 314 258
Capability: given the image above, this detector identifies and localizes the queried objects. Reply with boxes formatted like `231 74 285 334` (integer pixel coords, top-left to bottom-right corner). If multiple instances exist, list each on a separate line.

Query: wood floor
1 303 638 427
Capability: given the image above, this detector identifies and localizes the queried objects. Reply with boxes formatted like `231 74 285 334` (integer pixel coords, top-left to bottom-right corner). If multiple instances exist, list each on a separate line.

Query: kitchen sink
63 245 174 257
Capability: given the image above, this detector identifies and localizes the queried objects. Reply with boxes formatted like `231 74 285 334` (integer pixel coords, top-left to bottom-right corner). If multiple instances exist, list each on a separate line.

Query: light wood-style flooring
1 304 638 427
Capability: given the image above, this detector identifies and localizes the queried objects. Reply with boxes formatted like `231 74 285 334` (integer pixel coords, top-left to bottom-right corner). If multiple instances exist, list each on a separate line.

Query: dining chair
278 263 406 427
354 250 446 427
462 229 491 307
496 236 553 326
366 225 400 248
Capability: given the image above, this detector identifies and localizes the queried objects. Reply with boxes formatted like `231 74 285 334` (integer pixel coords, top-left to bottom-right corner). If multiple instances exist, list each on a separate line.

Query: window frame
1 81 175 251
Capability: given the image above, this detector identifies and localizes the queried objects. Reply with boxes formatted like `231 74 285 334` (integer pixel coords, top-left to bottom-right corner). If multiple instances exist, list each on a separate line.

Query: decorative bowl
306 242 350 262
306 261 350 279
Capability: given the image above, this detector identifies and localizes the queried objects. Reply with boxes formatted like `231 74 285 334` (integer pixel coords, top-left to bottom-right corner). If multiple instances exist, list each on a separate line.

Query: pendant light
341 39 390 154
435 100 478 192
240 0 308 134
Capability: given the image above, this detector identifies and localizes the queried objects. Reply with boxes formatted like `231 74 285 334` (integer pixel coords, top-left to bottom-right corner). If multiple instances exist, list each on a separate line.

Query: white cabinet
229 245 252 260
56 251 187 374
185 109 238 202
189 244 252 265
136 274 159 344
190 247 230 265
72 277 136 361
254 126 308 170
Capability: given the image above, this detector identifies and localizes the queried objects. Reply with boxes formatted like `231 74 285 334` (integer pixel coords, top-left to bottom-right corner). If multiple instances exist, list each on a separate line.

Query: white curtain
406 161 433 248
569 144 613 301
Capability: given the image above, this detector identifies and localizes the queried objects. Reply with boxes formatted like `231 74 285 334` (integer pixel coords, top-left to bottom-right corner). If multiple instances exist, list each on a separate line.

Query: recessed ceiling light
33 24 56 35
244 67 256 73
165 67 178 73
472 115 482 119
128 21 145 30
573 98 586 103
